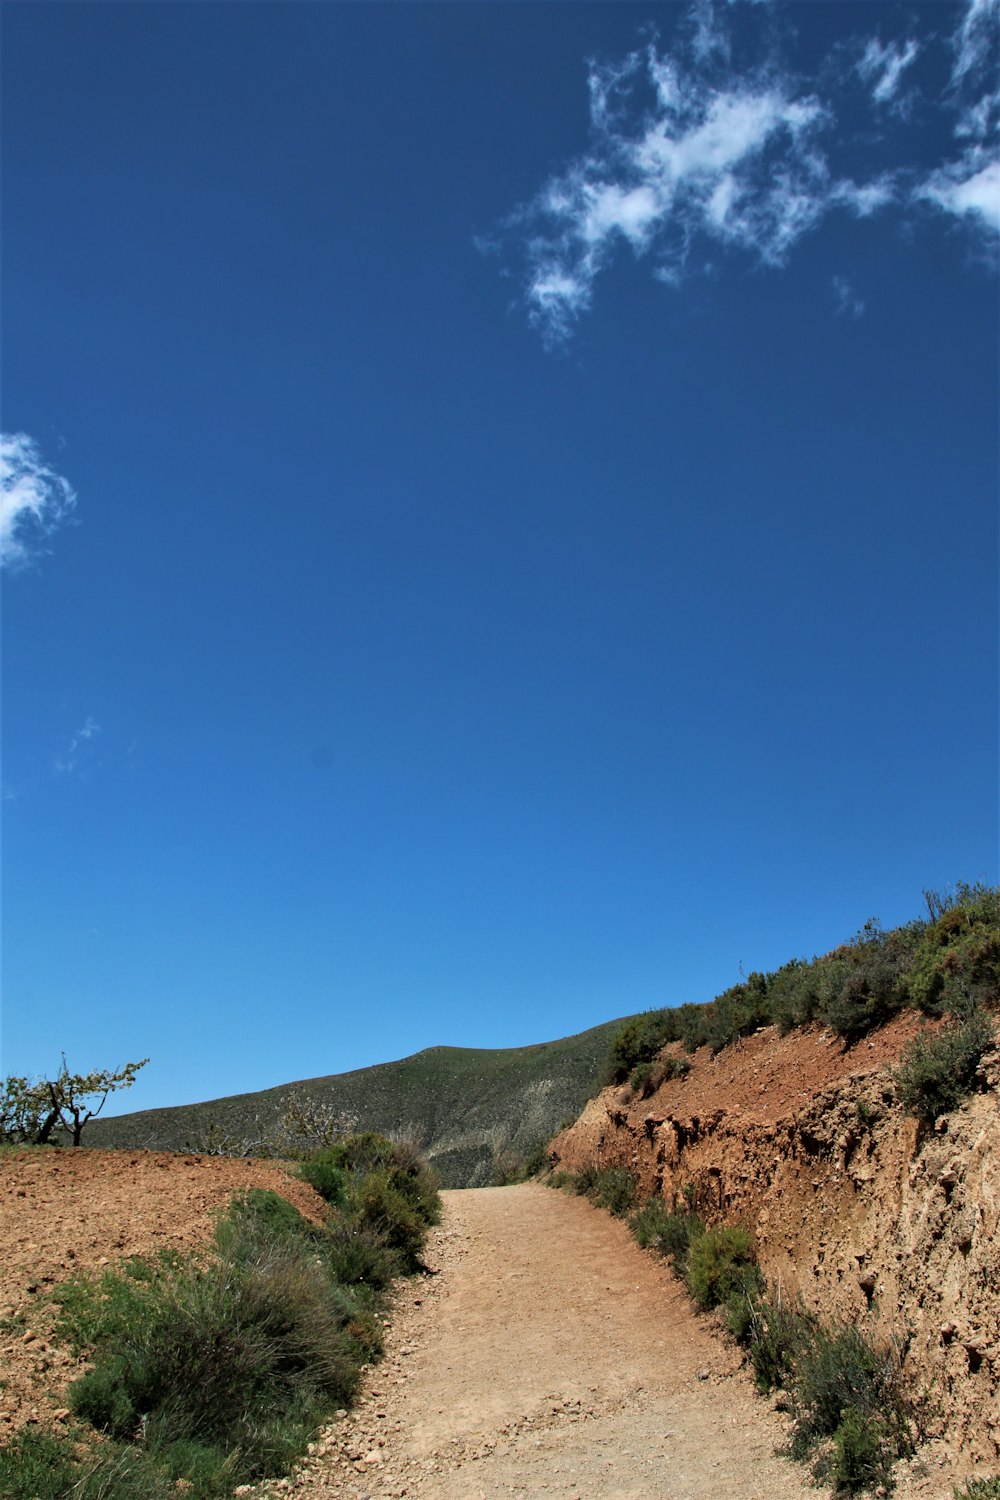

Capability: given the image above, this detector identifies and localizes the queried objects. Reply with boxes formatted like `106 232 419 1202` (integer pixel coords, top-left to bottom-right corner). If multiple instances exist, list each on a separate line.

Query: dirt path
263 1183 818 1500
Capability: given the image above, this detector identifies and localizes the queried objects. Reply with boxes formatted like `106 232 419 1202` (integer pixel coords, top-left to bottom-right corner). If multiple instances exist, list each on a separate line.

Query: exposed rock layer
550 1016 1000 1467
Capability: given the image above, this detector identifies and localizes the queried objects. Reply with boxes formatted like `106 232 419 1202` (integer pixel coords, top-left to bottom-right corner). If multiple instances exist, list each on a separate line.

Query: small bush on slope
789 1322 911 1494
605 1011 676 1084
25 1136 441 1500
593 1167 638 1218
685 1225 758 1311
630 1199 704 1272
603 883 1000 1077
893 1009 994 1126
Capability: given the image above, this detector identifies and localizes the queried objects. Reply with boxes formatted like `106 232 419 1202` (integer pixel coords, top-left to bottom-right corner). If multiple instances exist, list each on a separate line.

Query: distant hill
85 1017 635 1186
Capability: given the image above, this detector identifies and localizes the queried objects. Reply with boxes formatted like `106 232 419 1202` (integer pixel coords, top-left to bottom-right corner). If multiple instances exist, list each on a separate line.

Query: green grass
9 1136 442 1500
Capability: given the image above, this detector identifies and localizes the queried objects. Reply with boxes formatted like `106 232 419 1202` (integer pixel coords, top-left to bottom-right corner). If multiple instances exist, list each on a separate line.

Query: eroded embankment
550 1016 1000 1470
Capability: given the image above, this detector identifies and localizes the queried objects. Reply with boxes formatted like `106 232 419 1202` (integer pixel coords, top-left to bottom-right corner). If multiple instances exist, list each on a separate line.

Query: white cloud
513 40 848 341
499 2 998 342
920 158 1000 234
858 38 920 106
953 0 999 83
1 432 77 570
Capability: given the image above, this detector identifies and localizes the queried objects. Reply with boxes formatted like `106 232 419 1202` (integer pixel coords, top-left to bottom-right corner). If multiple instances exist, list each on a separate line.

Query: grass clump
630 1199 704 1273
893 1010 994 1126
0 1427 78 1500
593 1167 638 1218
728 1287 813 1394
685 1225 758 1311
788 1322 911 1494
955 1481 1000 1499
27 1134 441 1500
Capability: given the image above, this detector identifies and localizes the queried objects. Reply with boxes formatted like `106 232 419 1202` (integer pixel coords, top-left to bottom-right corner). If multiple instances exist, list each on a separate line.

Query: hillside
86 1018 634 1185
550 1015 1000 1479
544 887 1000 1478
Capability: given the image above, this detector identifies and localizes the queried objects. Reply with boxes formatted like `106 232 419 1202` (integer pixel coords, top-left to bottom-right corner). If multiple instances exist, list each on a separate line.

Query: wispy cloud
1 432 77 570
858 37 920 107
916 0 1000 240
54 716 102 776
953 0 999 83
510 41 834 344
496 0 998 342
919 159 1000 234
832 275 865 318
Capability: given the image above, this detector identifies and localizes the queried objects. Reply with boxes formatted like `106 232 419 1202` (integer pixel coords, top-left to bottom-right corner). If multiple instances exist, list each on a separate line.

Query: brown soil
0 1147 326 1436
552 1018 1000 1491
1 1074 994 1499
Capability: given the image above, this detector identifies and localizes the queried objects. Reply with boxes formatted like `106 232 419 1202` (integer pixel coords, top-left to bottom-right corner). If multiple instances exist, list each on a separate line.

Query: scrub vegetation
0 1135 440 1500
553 1165 914 1495
606 882 999 1124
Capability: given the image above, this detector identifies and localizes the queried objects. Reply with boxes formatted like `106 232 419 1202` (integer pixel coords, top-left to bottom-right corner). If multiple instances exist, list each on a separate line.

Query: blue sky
2 0 997 1116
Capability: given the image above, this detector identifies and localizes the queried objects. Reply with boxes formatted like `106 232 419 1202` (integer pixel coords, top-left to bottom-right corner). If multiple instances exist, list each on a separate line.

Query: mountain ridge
85 1017 638 1185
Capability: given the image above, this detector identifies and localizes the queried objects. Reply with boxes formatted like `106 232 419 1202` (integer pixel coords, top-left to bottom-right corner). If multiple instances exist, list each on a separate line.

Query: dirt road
266 1183 817 1500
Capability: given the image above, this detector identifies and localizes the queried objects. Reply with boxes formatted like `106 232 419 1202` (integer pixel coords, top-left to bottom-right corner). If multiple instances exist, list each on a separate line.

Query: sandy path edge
247 1182 921 1500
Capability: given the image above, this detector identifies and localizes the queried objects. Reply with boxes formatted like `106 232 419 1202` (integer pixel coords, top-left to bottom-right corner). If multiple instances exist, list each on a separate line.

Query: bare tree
0 1056 148 1146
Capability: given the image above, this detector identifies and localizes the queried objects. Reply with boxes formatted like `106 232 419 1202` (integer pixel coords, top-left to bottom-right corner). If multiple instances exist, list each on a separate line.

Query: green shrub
702 974 770 1053
323 1218 400 1292
630 1200 704 1272
320 1133 441 1228
628 1054 689 1098
814 920 919 1042
685 1225 756 1311
70 1234 369 1468
676 1002 711 1053
606 1011 674 1084
628 1061 656 1096
221 1187 323 1250
832 1406 888 1495
593 1167 637 1218
297 1153 350 1206
573 1162 600 1197
893 1010 994 1125
768 958 823 1034
730 1290 813 1393
908 885 1000 1015
346 1169 429 1271
955 1480 1000 1499
788 1322 910 1491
